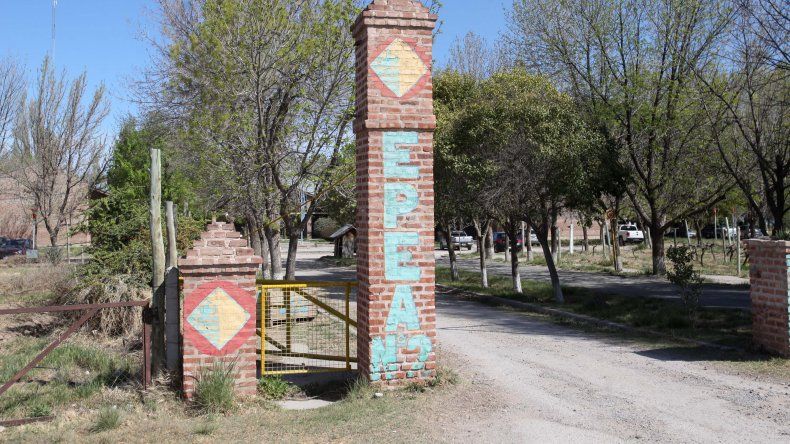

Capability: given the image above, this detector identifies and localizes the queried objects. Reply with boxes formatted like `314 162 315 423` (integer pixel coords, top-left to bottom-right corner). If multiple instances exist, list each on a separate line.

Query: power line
51 0 57 60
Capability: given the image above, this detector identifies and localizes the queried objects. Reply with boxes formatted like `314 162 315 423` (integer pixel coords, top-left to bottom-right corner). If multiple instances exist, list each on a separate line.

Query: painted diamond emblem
371 38 428 97
187 287 251 351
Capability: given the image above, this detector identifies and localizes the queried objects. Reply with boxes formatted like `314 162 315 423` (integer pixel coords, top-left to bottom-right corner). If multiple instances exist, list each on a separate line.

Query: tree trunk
485 226 494 259
443 226 459 282
538 233 563 303
285 234 299 281
473 220 489 288
525 222 534 261
506 222 522 294
651 227 666 275
551 224 559 264
582 224 589 253
265 225 284 279
248 218 264 276
149 148 166 377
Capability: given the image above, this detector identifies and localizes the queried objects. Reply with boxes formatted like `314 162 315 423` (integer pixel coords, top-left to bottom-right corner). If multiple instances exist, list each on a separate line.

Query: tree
700 2 789 234
152 0 356 280
510 0 733 274
434 70 497 287
7 57 108 251
482 70 604 302
0 56 24 155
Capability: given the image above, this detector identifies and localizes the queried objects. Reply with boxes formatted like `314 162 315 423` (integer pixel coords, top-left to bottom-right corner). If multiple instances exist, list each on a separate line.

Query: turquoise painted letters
384 232 421 281
385 285 421 332
407 334 432 370
384 183 419 229
383 132 419 179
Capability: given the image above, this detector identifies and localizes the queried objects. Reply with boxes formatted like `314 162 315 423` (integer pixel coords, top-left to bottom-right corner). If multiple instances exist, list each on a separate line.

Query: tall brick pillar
747 239 790 357
179 221 263 398
353 0 438 384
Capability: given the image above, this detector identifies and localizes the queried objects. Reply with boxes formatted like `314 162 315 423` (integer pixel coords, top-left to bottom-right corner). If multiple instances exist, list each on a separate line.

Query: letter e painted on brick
383 132 419 179
384 232 420 282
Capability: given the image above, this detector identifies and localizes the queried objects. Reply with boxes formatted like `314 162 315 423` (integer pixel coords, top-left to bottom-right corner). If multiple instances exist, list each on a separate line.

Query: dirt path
434 293 790 443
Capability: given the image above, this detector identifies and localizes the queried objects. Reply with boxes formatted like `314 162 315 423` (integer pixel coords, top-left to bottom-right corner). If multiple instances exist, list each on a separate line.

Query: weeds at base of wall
257 376 297 400
192 361 237 415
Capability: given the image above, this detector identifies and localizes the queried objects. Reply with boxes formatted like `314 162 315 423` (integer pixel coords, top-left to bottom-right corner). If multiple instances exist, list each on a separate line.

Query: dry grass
52 275 146 338
0 264 76 306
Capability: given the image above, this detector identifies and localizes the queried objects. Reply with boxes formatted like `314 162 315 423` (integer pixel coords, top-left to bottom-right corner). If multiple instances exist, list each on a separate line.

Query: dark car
493 232 523 253
701 224 718 239
739 224 766 239
0 239 32 258
666 225 697 239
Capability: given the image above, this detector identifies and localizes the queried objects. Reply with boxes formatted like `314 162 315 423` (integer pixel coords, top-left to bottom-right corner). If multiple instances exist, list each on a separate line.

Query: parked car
439 231 474 250
617 224 644 245
0 239 32 258
493 232 523 253
701 224 738 239
739 224 766 239
666 225 697 239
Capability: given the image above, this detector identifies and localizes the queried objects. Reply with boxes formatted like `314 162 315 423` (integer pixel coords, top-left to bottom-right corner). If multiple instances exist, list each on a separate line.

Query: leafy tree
510 0 734 274
81 117 202 285
481 70 605 302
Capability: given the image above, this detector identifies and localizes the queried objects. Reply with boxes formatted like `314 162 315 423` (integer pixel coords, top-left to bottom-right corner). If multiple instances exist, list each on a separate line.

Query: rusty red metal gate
0 301 152 427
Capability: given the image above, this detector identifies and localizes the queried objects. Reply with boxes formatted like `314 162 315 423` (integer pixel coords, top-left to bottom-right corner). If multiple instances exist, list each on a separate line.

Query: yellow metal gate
259 281 357 375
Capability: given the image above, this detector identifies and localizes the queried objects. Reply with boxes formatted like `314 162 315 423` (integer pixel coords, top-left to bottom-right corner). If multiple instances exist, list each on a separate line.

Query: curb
436 284 742 353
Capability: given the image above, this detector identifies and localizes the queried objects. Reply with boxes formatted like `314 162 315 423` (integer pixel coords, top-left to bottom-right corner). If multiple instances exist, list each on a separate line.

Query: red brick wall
747 239 790 357
179 222 263 398
353 0 438 385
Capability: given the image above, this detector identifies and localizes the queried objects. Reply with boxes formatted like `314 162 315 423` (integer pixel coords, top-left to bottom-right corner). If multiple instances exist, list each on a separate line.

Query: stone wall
179 222 263 398
747 239 790 357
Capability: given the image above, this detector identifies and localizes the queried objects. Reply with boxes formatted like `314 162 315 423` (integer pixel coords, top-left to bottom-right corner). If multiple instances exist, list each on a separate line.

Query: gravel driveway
435 292 790 443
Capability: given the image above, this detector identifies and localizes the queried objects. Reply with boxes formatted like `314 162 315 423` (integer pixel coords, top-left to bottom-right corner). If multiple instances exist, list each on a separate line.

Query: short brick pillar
353 0 438 385
179 221 263 398
747 239 790 357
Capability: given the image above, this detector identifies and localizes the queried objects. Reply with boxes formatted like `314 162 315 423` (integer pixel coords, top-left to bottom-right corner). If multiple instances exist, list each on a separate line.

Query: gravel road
434 292 790 443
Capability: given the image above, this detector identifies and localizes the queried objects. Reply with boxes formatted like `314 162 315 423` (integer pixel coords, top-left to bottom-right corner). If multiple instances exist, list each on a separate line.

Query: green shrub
257 376 294 400
667 246 703 325
194 361 237 414
90 407 121 433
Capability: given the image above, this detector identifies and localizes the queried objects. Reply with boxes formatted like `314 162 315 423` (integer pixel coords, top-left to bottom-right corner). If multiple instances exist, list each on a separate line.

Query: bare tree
8 57 108 250
0 56 25 156
700 1 789 233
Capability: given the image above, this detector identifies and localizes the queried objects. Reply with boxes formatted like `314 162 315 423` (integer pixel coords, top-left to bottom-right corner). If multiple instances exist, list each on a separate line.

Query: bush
667 246 703 324
257 376 294 400
312 218 341 240
53 275 146 338
193 361 237 414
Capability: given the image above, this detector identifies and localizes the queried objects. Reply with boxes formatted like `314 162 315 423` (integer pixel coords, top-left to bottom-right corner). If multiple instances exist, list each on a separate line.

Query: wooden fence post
165 201 180 372
149 148 166 376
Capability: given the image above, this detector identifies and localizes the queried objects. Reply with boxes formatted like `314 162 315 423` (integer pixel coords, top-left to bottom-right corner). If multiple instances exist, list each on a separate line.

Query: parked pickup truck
441 231 474 250
617 224 645 245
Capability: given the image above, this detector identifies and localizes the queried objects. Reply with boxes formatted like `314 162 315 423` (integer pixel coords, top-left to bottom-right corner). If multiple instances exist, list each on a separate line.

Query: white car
617 225 645 245
440 231 474 250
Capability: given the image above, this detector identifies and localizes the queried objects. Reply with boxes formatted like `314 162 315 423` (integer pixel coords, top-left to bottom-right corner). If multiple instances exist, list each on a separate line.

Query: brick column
353 0 438 385
747 239 790 357
179 221 263 398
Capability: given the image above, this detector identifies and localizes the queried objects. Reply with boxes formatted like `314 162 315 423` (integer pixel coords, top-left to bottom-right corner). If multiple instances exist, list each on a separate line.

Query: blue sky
0 0 508 135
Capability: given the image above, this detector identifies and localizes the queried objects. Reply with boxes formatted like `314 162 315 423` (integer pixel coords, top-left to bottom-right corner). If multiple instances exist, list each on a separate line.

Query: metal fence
259 281 357 375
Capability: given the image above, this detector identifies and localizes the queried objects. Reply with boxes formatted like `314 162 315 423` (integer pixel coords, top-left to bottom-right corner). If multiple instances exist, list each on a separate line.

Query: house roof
329 224 356 239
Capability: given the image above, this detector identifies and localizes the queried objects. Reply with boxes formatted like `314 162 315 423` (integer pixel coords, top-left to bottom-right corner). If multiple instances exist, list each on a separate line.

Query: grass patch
0 337 138 420
193 361 237 414
90 407 121 433
316 256 356 267
194 416 220 436
437 266 752 348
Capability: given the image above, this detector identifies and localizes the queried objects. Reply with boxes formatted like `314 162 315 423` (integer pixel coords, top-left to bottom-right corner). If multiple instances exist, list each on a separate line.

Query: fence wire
260 283 357 375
